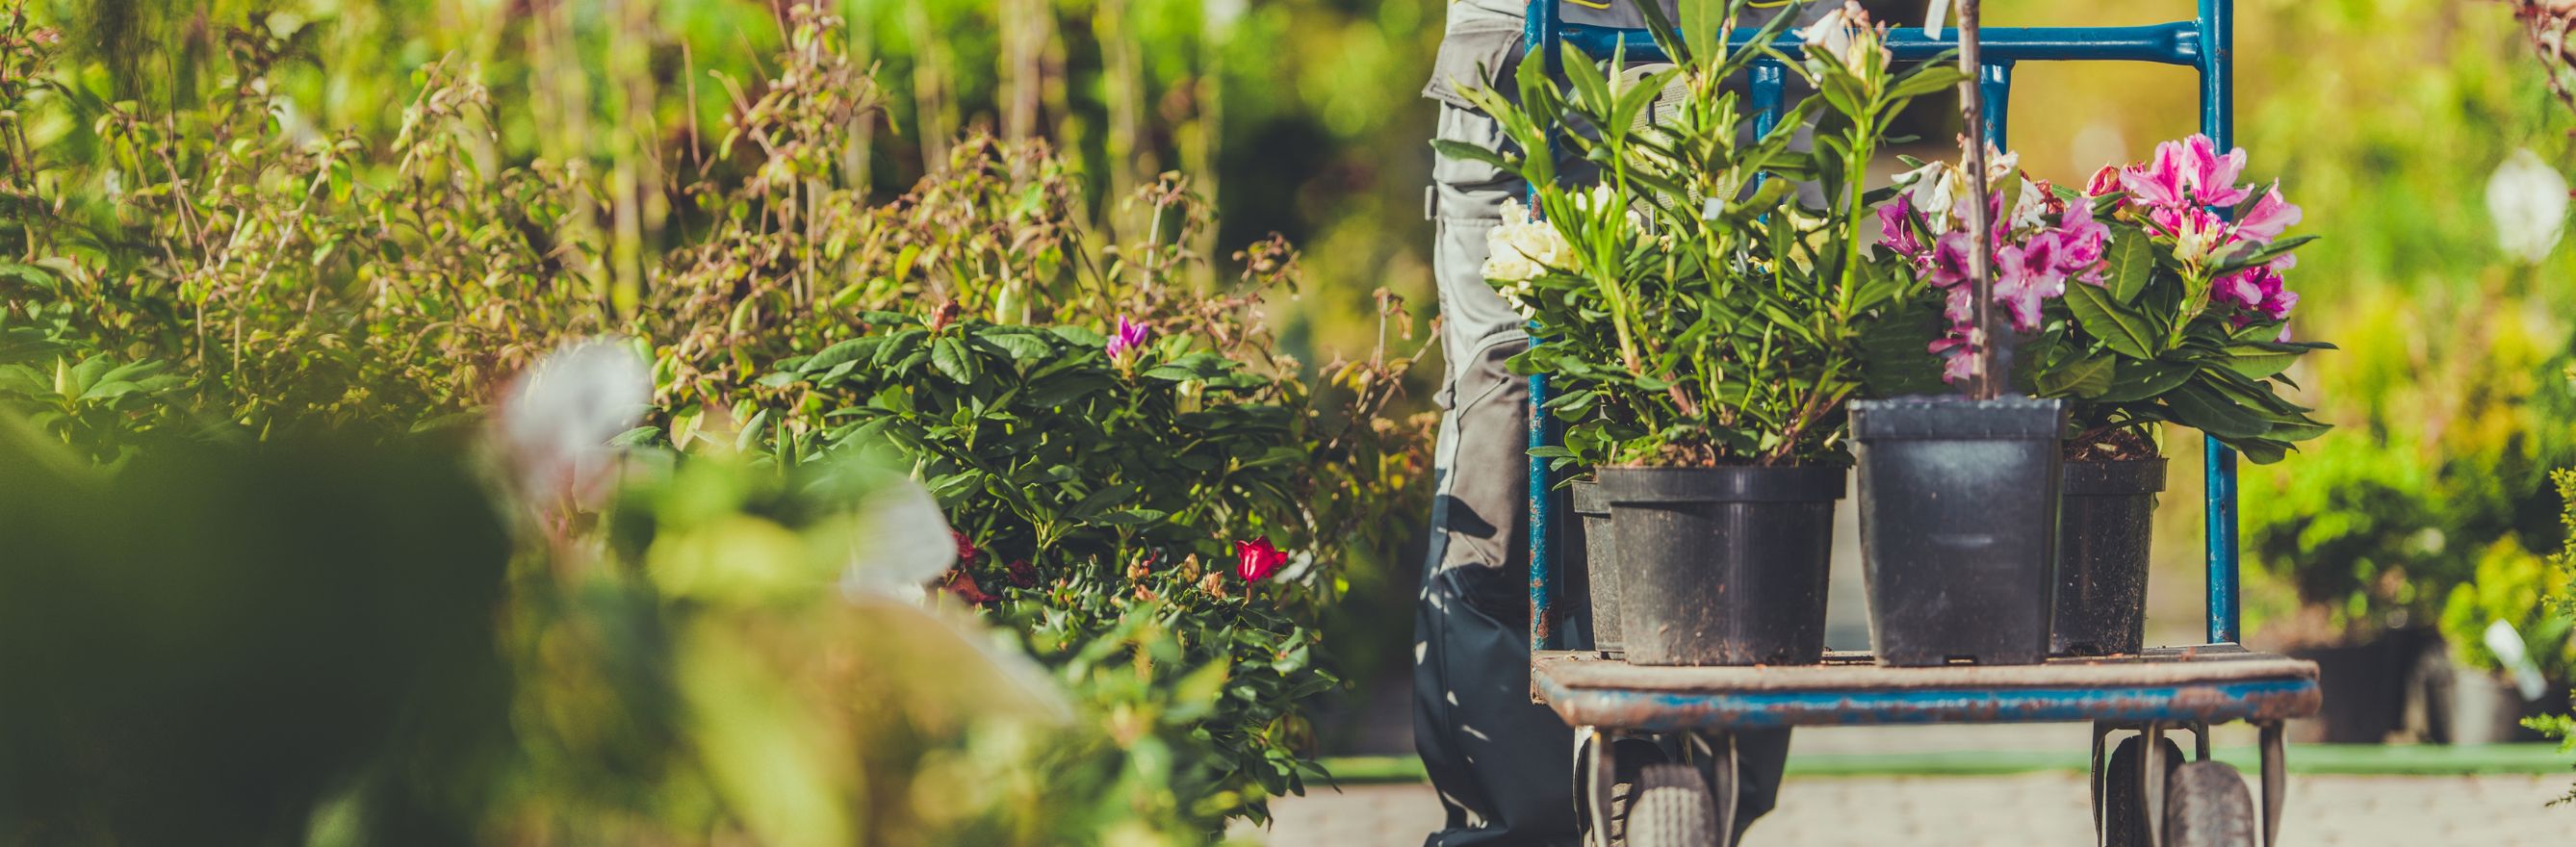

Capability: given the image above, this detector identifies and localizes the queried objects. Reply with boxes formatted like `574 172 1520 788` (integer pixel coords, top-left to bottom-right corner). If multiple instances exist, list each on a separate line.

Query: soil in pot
2052 455 2167 656
1599 465 1844 667
1571 479 1621 654
1850 397 2067 666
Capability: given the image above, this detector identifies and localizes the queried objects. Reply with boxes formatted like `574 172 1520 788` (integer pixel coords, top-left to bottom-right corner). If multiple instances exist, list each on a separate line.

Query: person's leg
1412 99 1579 847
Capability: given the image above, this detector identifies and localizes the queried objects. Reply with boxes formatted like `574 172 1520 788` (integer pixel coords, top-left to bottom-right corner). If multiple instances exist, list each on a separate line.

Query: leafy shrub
2437 536 2575 681
0 4 1431 833
2244 295 2576 638
2517 469 2576 808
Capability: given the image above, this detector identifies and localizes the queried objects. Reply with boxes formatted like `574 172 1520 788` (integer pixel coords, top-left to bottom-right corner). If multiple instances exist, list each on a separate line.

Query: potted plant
1443 1 1958 665
1872 134 2328 657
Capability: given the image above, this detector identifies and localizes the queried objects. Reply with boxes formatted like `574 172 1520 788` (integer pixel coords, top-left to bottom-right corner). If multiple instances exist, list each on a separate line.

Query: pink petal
2234 182 2303 243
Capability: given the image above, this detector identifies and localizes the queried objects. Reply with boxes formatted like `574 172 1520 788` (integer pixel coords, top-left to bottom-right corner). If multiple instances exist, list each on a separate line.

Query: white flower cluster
1799 1 1890 74
1889 147 2033 235
1482 198 1572 321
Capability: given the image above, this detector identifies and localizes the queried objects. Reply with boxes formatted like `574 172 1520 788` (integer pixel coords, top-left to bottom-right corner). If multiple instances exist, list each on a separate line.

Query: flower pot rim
1596 463 1847 504
1848 397 2068 441
2061 456 2170 496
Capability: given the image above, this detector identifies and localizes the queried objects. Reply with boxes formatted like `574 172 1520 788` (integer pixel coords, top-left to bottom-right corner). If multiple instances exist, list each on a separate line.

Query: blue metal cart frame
1514 2 2320 845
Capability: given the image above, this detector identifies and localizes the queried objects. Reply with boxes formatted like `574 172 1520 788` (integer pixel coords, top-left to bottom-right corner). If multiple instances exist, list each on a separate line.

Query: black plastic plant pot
1849 397 2068 666
1570 478 1623 654
1598 465 1844 667
2051 458 2168 657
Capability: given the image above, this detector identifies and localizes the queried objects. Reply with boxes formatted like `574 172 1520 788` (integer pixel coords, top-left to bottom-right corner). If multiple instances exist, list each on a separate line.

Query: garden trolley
1515 2 2324 845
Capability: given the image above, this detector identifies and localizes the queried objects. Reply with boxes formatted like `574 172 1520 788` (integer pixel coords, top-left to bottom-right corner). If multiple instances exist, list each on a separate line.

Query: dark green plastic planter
1599 465 1844 667
1850 397 2067 666
2051 457 2167 656
1570 478 1622 654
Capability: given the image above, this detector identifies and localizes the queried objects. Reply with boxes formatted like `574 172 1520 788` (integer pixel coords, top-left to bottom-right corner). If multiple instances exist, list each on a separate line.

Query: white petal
843 477 958 593
2487 148 2568 264
498 336 652 500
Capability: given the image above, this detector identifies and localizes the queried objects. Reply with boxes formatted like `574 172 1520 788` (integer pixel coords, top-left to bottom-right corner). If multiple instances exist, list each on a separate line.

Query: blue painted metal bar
1526 0 1559 654
1535 677 2318 732
2200 0 2241 646
1978 63 2014 148
1529 368 1556 653
1558 20 2203 67
1750 59 1786 140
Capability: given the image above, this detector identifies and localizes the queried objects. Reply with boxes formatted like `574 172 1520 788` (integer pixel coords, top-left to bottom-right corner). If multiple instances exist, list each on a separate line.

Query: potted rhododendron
1445 1 1958 665
1871 134 2328 656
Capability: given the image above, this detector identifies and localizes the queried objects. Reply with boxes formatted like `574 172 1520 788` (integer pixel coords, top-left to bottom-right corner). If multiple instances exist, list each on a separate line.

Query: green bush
0 417 1258 843
0 4 1430 834
2244 295 2576 638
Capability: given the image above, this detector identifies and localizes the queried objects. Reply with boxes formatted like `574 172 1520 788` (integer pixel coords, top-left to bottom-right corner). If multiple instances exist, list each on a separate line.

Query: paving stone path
1233 772 2576 845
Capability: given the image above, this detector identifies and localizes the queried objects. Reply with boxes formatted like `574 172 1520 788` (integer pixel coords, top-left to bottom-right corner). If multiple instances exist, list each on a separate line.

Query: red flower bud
2085 164 2125 197
1233 538 1287 582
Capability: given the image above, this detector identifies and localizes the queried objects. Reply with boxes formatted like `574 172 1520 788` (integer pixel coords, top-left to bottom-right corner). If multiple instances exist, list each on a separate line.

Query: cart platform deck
1534 645 2319 732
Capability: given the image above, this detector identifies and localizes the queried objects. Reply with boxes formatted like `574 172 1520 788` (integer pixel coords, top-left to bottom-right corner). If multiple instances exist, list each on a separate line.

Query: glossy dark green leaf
2034 354 2116 398
2102 225 2157 304
930 337 975 384
2163 382 2271 440
2063 281 2160 359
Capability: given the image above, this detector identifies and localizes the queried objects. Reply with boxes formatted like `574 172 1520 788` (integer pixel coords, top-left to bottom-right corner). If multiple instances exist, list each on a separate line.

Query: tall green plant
1442 0 1959 468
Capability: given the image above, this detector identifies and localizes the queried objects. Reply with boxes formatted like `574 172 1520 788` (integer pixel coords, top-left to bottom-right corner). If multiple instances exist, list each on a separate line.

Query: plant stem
1957 0 2000 401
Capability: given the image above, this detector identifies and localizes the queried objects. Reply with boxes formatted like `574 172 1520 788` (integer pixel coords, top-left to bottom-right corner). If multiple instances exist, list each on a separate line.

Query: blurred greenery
11 0 2576 828
0 418 1267 842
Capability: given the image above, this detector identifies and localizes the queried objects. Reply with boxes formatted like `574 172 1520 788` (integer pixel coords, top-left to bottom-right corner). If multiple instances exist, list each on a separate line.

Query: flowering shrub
1450 1 1961 468
1874 134 2331 461
0 5 1430 834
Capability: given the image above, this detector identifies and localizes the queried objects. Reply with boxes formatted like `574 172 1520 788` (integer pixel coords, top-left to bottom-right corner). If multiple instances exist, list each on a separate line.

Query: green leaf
981 331 1053 362
2102 225 2158 304
1430 140 1514 171
800 338 877 374
2063 281 2160 359
2092 359 2194 403
929 337 975 384
2033 354 2116 398
1048 324 1106 346
2163 382 2272 440
1886 64 1970 103
2216 343 2303 380
2207 234 2319 276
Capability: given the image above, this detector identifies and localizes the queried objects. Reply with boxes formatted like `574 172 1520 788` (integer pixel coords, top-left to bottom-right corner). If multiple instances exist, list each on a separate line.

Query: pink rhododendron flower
2055 201 2110 283
2124 134 2251 211
1994 233 2067 331
1927 335 1979 383
1876 195 1922 258
1234 538 1287 582
1927 230 1972 288
2234 182 2303 244
2214 266 2300 321
1106 317 1148 361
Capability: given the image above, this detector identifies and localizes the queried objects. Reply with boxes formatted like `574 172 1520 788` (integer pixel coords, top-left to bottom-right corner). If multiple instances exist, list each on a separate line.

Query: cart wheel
1625 763 1720 847
2101 734 2183 847
2162 760 2259 847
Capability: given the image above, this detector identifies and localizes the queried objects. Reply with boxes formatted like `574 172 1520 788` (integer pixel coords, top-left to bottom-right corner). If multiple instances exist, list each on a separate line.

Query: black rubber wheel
2163 760 2259 847
1624 763 1719 847
2101 734 2183 847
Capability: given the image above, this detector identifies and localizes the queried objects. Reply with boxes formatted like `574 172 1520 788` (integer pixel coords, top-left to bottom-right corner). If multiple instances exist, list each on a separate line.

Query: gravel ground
1231 772 2576 846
